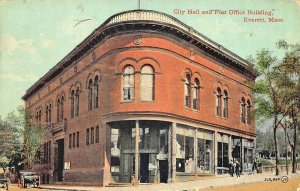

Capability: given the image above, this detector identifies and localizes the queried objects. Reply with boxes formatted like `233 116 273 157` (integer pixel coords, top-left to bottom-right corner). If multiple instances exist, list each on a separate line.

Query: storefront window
217 142 229 167
159 129 168 154
131 127 136 149
185 136 194 173
111 128 121 173
197 139 212 173
176 132 195 173
139 127 150 149
232 138 241 163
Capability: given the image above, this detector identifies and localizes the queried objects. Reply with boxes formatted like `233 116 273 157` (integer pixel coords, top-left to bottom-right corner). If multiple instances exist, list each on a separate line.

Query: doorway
55 139 64 182
159 160 168 183
139 154 149 183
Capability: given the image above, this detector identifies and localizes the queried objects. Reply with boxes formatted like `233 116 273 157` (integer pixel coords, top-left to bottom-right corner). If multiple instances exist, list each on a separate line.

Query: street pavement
36 171 300 191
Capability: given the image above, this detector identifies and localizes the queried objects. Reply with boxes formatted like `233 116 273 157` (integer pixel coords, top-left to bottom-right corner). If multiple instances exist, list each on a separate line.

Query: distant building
22 10 257 185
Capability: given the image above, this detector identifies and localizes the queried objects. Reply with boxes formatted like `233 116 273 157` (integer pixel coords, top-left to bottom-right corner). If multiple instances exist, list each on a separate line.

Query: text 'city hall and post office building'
22 10 257 185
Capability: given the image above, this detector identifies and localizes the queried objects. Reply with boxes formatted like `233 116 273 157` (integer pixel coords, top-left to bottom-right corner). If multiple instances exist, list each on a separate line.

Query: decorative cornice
23 9 258 100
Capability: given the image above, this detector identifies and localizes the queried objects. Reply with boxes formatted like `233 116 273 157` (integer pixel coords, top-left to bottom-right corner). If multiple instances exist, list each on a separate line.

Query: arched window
141 65 154 101
94 76 99 108
123 66 135 101
57 99 60 122
61 97 64 121
223 91 228 118
70 90 75 118
75 88 79 116
45 106 49 123
193 78 200 110
184 73 191 107
88 79 93 111
240 97 246 123
49 104 52 123
38 109 42 124
216 88 222 117
246 100 251 124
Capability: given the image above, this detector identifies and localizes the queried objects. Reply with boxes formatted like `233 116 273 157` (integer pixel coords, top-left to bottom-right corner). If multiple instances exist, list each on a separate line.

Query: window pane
91 127 94 144
111 128 121 175
176 135 185 159
185 136 195 173
159 129 168 154
176 134 185 172
73 133 75 148
69 134 72 149
217 142 223 167
141 73 154 101
76 132 79 147
86 129 90 145
139 127 150 149
96 126 99 143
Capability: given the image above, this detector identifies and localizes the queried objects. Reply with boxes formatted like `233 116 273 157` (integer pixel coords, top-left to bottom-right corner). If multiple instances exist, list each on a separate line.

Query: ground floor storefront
106 119 255 184
29 116 255 185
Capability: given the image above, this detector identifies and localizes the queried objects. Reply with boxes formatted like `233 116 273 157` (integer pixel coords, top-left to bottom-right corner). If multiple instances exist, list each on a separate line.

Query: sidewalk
39 172 300 191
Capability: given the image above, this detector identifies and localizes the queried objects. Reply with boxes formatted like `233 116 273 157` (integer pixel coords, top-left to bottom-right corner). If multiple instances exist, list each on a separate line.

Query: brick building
22 10 257 185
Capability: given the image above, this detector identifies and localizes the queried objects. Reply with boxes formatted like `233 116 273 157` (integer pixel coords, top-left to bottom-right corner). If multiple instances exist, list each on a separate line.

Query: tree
254 49 289 175
276 40 300 173
254 40 300 175
0 115 22 169
4 106 48 170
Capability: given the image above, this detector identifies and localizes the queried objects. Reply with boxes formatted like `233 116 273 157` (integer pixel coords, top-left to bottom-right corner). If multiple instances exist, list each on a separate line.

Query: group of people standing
228 160 241 177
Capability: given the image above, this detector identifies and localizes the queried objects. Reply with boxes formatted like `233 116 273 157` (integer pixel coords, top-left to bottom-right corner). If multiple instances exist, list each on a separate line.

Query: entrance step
106 183 132 187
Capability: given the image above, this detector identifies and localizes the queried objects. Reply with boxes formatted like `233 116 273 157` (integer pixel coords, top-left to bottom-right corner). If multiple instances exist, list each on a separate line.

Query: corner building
22 10 257 185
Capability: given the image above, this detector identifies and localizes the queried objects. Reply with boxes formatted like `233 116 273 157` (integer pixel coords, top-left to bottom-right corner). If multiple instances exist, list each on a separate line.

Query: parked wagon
18 171 40 188
0 173 9 191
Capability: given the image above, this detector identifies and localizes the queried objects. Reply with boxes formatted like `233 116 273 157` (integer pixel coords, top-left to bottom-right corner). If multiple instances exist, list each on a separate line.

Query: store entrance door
139 154 149 183
159 160 168 183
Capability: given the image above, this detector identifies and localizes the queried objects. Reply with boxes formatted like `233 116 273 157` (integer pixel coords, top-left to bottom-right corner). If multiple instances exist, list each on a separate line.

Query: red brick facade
23 10 256 185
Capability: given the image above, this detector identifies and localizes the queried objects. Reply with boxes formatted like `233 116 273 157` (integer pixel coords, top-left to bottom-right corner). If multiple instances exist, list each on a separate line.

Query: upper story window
246 99 251 124
184 73 191 108
37 109 42 124
61 97 64 120
95 126 99 143
192 78 200 110
70 90 75 118
223 91 228 119
240 97 246 123
57 96 64 122
57 99 61 122
88 79 93 111
75 88 80 116
216 88 222 117
45 104 52 123
45 106 49 123
91 127 95 144
86 128 90 145
48 104 52 123
123 65 135 101
94 76 99 108
140 65 154 101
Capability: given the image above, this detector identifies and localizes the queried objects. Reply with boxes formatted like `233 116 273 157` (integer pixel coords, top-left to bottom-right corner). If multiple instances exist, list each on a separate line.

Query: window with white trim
216 88 222 117
122 66 135 101
193 78 200 110
140 65 154 101
223 91 228 119
184 73 191 107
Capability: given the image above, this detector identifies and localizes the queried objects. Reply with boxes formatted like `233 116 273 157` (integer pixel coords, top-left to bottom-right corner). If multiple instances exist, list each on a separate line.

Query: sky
0 0 299 118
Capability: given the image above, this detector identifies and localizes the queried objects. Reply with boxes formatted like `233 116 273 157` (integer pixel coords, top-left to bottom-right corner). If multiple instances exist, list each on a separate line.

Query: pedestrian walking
252 158 257 173
228 160 234 177
235 160 241 177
